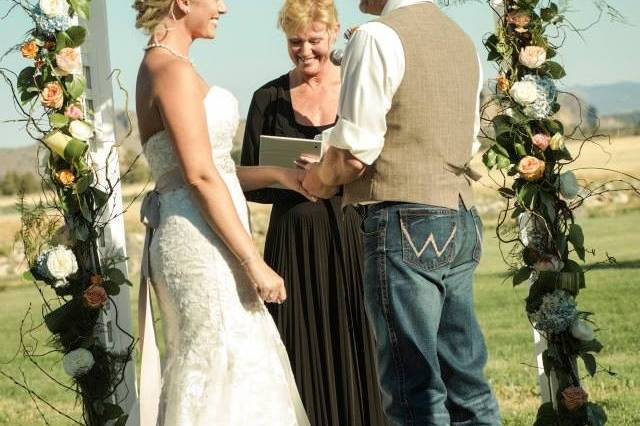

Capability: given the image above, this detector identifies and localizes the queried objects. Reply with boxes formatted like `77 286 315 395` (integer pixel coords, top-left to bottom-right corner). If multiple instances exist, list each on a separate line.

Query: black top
240 73 386 426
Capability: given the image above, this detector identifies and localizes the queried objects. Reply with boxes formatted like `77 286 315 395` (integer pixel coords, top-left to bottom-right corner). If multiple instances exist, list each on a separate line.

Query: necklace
144 43 194 65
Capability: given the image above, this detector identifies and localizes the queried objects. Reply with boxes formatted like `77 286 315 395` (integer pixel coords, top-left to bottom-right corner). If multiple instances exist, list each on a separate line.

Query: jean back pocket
399 208 458 272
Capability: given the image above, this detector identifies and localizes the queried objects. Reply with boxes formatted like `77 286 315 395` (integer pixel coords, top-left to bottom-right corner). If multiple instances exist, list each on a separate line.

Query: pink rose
519 46 547 69
507 11 531 33
533 255 563 272
561 385 589 411
56 48 82 76
41 82 64 110
532 133 550 151
83 285 108 309
65 103 84 120
518 156 546 181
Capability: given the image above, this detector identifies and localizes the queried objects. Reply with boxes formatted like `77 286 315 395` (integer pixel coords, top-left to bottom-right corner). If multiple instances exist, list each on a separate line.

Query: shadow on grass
586 260 640 271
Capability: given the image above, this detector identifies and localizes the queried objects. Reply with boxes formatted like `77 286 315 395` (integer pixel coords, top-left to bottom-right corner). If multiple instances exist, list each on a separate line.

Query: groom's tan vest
343 3 480 210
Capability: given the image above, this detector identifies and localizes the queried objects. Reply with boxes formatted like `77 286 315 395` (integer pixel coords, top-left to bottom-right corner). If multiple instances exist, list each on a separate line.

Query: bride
132 0 311 424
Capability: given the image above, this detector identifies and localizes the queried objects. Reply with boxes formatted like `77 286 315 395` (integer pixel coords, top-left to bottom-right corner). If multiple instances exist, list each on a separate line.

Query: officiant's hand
276 168 318 202
301 163 339 199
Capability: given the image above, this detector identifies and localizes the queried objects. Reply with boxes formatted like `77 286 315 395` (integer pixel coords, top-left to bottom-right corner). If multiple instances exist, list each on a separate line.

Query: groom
302 0 500 424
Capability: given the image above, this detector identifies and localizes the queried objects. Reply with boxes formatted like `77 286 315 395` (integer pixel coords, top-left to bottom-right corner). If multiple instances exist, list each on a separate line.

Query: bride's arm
153 61 285 303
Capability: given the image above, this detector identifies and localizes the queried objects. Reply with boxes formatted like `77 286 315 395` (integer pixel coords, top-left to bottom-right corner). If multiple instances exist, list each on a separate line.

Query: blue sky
0 0 638 148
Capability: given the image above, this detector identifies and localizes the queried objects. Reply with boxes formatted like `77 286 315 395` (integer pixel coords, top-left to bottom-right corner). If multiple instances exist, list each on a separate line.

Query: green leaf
568 224 586 261
72 222 90 241
498 187 516 199
63 138 88 163
579 339 604 354
103 280 121 296
496 155 511 170
20 90 39 104
518 183 539 208
582 352 597 376
541 350 553 376
102 403 124 420
541 4 559 21
22 270 36 282
542 61 566 79
65 26 87 48
493 115 515 139
533 402 558 426
55 31 72 52
483 149 497 169
74 174 94 195
513 266 532 286
65 75 86 100
92 187 110 210
49 113 69 129
114 415 129 426
69 0 91 19
514 143 527 157
78 195 93 221
106 268 127 286
586 402 608 426
17 66 36 92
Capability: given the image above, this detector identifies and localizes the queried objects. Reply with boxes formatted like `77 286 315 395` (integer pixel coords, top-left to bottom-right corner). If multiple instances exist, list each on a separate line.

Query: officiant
240 1 385 425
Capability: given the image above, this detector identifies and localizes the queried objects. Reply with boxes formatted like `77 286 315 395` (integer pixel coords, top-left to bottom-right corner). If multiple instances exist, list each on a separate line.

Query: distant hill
571 82 640 116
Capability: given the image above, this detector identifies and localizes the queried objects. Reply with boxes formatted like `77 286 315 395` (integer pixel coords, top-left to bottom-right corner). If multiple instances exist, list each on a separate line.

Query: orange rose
89 274 104 286
21 40 39 59
83 285 108 309
518 156 546 181
41 82 64 109
497 75 510 92
55 169 75 186
561 385 589 411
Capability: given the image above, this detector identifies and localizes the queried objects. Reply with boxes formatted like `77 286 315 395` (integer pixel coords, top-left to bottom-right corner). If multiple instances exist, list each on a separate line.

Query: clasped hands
278 154 338 201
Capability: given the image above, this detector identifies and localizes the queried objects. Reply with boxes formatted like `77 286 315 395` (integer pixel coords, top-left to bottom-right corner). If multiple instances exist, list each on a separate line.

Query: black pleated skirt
264 195 387 426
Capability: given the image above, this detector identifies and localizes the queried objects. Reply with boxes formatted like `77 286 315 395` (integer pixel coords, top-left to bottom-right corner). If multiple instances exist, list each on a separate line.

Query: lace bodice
143 86 240 179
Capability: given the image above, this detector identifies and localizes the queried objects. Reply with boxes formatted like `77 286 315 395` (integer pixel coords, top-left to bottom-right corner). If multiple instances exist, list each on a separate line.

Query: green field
0 210 639 425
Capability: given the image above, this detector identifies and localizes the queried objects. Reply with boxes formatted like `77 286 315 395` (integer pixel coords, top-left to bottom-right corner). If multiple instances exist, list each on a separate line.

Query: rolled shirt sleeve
322 22 405 166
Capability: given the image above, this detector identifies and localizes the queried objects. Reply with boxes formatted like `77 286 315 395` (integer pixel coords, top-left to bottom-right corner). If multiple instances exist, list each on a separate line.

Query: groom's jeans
361 201 500 426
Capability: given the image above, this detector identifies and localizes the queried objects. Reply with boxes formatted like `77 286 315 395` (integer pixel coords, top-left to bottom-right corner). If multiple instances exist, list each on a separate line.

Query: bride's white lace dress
142 86 309 425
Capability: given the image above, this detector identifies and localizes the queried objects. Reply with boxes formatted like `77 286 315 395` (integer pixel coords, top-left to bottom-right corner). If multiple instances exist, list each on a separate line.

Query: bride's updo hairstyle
133 0 176 34
278 0 339 36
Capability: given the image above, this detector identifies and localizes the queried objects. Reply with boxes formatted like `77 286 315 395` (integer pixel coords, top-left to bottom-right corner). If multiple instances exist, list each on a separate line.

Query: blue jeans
361 202 500 426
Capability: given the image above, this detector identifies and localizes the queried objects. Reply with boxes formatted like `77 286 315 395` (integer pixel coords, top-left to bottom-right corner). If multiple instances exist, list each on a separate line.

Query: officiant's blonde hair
133 0 176 34
278 0 339 36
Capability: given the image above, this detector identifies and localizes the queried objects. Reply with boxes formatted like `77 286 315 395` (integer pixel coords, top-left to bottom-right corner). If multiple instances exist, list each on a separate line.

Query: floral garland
482 0 618 424
1 0 133 424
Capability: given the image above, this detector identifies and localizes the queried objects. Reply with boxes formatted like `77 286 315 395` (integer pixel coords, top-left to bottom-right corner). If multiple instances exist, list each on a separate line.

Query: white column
81 0 137 416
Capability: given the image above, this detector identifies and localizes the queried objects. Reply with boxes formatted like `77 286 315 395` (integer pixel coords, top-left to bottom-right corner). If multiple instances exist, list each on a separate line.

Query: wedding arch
0 0 630 424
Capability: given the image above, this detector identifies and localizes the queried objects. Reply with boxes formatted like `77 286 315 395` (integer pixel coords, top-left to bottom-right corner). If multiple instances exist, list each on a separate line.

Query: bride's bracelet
240 254 260 269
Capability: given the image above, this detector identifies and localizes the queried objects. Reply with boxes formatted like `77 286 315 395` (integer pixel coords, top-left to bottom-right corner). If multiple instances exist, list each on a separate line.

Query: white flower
63 348 95 377
55 48 82 76
519 46 547 69
510 80 538 105
490 0 504 8
550 133 565 151
534 255 564 272
69 120 94 141
559 171 580 199
39 0 69 17
45 245 78 280
570 319 595 341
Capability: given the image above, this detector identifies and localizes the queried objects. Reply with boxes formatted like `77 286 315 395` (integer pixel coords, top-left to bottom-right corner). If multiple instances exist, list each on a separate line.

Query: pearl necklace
144 43 194 65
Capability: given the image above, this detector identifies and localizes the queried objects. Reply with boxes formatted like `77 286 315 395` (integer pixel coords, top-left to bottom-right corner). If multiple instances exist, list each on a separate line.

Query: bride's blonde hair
133 0 176 35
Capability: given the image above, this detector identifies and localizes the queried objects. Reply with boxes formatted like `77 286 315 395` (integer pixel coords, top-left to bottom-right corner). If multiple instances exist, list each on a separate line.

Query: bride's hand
243 257 287 304
277 168 318 202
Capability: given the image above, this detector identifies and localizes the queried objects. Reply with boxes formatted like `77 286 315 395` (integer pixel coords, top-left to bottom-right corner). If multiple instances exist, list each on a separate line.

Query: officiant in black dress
240 1 385 425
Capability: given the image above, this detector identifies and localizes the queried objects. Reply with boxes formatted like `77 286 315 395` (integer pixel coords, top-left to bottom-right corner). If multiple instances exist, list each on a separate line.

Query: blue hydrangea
32 4 71 37
529 290 578 335
521 74 557 119
34 251 50 279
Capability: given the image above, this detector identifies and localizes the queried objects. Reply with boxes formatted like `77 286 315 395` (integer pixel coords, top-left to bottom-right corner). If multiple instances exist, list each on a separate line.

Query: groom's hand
302 164 339 199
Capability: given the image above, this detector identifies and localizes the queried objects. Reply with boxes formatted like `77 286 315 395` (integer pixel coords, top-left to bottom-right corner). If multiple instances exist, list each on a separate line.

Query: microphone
330 49 344 66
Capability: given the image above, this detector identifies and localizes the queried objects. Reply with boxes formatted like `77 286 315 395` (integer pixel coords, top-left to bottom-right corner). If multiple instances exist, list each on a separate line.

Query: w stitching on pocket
400 221 457 258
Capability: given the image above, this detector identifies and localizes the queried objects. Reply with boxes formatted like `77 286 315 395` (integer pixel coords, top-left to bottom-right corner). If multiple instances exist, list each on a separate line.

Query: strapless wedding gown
142 87 309 425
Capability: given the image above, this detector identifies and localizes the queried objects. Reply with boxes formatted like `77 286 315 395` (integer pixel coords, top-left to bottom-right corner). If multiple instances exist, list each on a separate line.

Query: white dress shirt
323 0 483 165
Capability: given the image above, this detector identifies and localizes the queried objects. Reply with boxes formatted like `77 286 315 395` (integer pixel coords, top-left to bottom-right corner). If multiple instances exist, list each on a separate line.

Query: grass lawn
0 210 639 425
